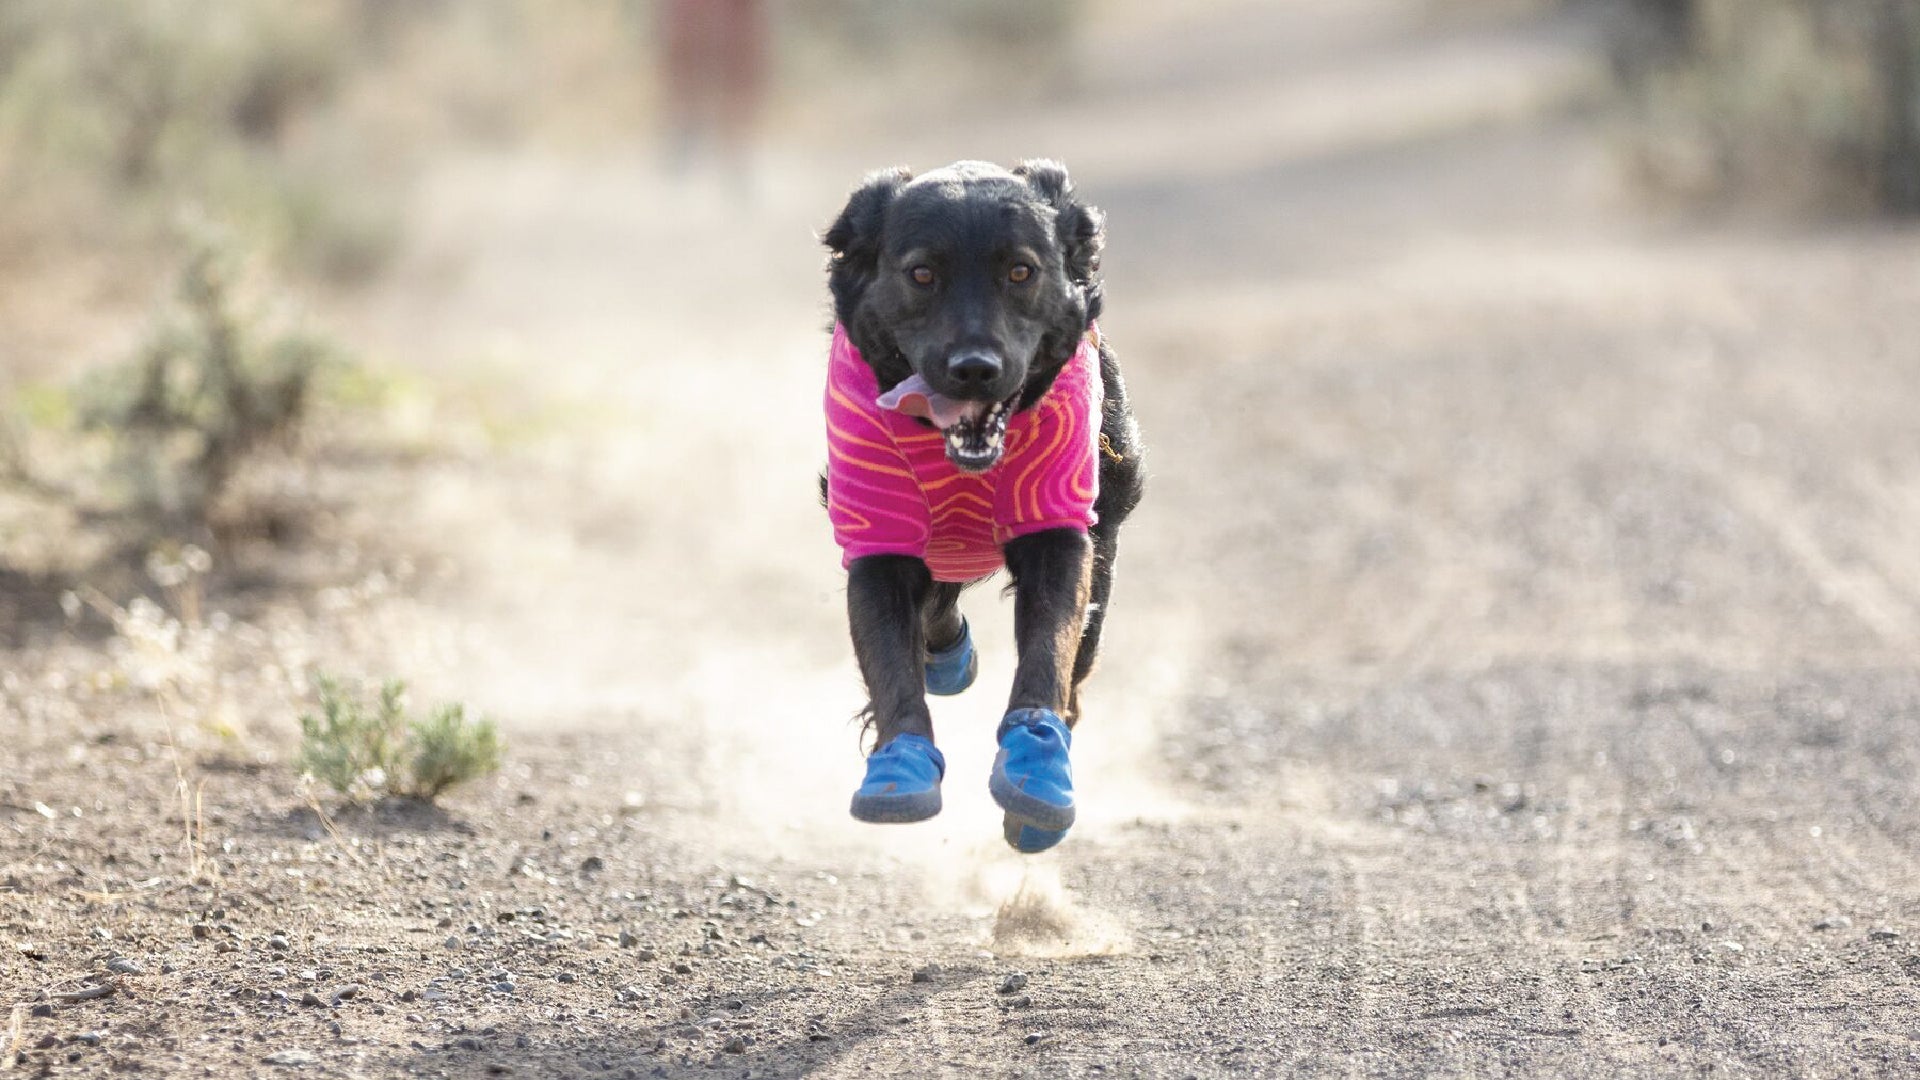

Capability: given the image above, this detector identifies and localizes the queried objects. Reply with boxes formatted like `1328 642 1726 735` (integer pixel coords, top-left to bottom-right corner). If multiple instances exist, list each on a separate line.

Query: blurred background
3 1 1920 1070
4 0 1916 674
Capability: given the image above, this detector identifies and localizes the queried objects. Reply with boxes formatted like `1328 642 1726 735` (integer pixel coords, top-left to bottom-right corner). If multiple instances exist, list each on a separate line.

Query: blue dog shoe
924 619 978 697
989 708 1075 834
850 733 945 823
1002 814 1070 854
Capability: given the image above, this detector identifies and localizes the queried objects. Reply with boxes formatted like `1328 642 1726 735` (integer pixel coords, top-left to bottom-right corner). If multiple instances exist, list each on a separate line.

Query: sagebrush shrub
407 702 504 799
297 676 501 803
78 235 330 522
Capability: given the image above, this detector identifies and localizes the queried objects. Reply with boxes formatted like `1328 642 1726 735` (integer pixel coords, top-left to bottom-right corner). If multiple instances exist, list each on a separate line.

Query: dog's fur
821 160 1145 749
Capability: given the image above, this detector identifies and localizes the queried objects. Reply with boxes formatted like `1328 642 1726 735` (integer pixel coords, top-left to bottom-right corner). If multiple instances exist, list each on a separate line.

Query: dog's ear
823 166 912 322
1014 159 1105 289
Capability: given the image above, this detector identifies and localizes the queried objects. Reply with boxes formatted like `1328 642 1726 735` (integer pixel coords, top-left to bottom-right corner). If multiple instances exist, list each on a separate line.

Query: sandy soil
6 1 1920 1076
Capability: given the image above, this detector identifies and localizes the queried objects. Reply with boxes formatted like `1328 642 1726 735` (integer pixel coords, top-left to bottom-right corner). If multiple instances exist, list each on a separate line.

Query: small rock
491 982 515 993
722 1036 747 1054
266 965 288 978
1869 928 1903 941
487 1065 514 1076
580 856 605 873
911 964 942 984
672 961 693 975
1717 941 1744 953
73 1033 101 1047
1025 1032 1054 1046
270 990 291 1005
191 923 213 940
444 936 463 951
999 972 1029 994
1813 915 1852 931
106 957 143 975
618 929 638 949
399 989 417 1003
808 1032 831 1042
557 972 576 984
331 985 360 1002
267 935 291 952
29 1003 54 1018
301 992 325 1007
514 1035 531 1049
33 1035 59 1050
636 948 656 962
452 1036 482 1051
1009 994 1033 1008
262 1049 317 1067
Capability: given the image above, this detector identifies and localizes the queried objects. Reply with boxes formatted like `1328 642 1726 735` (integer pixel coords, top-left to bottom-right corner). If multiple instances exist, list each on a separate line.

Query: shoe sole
988 756 1076 831
849 787 943 824
1002 814 1069 853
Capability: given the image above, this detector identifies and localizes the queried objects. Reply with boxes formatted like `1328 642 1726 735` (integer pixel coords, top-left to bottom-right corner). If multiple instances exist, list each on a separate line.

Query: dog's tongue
876 375 987 430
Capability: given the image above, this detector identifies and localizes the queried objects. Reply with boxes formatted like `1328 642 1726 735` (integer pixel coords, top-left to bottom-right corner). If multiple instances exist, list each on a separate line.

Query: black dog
820 160 1144 850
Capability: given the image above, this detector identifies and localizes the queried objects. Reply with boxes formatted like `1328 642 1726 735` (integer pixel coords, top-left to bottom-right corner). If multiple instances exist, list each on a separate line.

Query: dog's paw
989 708 1075 832
849 733 945 824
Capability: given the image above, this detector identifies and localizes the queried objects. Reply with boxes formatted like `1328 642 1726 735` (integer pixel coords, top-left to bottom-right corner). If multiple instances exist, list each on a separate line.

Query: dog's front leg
846 554 935 745
993 528 1092 850
1002 529 1093 718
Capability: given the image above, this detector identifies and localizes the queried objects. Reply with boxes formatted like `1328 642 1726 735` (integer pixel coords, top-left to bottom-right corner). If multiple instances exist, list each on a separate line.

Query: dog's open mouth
877 376 1014 473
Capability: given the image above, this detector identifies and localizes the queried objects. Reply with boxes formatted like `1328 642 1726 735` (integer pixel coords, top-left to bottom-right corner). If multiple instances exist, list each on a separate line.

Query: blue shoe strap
997 708 1070 747
871 733 946 781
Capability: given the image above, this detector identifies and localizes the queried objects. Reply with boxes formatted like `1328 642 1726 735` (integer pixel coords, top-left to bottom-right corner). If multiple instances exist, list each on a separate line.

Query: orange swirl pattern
824 324 1102 583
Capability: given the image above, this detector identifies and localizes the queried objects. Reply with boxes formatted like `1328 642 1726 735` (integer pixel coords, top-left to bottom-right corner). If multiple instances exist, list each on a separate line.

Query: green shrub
297 675 503 803
407 702 505 799
76 232 331 522
297 676 408 802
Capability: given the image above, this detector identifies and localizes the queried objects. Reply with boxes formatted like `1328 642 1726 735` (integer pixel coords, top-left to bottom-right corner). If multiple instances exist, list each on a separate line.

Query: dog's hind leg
921 581 965 654
1065 523 1120 727
919 580 978 697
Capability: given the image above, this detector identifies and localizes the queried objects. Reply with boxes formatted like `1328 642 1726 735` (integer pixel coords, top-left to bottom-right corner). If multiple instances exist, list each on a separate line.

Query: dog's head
824 159 1104 472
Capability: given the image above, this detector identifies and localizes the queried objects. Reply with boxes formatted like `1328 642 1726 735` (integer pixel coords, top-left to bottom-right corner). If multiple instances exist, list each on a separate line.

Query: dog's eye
909 266 935 287
1008 264 1033 284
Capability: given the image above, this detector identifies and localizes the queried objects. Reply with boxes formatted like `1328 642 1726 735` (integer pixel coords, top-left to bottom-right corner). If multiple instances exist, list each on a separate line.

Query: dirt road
7 1 1920 1076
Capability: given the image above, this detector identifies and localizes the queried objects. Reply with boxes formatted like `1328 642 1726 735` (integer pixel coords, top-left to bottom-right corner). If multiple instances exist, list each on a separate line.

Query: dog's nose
947 352 1003 387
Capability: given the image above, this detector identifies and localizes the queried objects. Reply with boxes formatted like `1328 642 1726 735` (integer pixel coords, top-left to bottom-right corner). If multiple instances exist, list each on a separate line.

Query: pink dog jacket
825 323 1102 582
